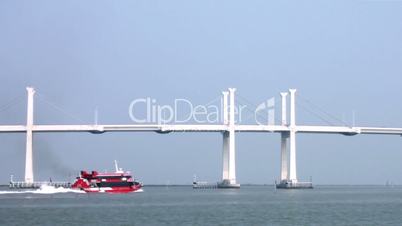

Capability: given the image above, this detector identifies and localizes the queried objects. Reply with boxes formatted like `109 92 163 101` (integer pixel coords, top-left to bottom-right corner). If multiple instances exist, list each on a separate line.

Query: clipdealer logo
128 97 275 125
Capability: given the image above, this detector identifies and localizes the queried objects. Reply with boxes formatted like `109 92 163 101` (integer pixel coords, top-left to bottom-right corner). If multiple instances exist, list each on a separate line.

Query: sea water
1 185 402 226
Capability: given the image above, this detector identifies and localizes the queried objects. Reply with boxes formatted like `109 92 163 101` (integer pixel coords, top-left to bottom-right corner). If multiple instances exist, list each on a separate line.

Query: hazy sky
0 0 401 185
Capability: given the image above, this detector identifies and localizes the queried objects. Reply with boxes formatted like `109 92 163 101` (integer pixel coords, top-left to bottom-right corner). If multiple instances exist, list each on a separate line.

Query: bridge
2 87 402 188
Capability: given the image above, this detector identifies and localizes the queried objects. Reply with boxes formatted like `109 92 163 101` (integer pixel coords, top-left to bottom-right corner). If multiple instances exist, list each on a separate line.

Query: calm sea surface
1 185 402 226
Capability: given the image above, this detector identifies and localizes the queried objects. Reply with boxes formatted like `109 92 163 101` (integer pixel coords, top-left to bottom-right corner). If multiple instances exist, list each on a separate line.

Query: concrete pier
220 88 240 189
276 89 313 189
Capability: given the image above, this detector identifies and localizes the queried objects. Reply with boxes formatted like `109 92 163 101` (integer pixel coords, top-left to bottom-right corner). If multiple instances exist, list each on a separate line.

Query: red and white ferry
71 161 142 193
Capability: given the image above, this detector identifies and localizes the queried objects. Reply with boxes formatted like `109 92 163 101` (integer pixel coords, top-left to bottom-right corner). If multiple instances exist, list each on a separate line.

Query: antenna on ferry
114 160 119 172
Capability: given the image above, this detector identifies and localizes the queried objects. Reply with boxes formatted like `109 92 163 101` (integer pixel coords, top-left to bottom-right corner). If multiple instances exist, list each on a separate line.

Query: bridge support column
25 87 35 184
221 91 229 180
279 92 289 181
219 88 240 188
276 89 312 189
280 132 289 181
288 89 298 183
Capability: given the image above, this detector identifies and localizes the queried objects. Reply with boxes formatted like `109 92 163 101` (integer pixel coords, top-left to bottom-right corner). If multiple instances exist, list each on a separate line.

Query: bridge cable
297 94 349 126
295 102 336 126
236 95 281 125
35 92 87 124
192 95 222 125
0 94 25 114
236 94 283 125
200 95 223 109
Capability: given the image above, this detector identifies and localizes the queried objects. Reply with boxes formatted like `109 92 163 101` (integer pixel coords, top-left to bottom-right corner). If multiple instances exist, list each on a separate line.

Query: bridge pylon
24 87 35 184
219 88 240 188
277 89 313 189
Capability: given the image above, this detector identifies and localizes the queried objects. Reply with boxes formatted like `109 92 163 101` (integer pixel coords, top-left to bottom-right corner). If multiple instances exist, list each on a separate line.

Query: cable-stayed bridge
1 87 402 189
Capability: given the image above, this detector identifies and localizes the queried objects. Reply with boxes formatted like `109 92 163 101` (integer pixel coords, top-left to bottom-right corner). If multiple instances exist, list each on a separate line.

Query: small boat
71 160 142 193
192 174 218 189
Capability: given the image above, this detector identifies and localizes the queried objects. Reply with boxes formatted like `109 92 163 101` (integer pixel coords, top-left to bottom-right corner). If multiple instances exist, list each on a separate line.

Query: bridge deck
0 124 402 135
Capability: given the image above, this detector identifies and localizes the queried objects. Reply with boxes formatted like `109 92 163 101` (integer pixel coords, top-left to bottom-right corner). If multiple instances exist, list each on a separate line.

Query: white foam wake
0 185 85 194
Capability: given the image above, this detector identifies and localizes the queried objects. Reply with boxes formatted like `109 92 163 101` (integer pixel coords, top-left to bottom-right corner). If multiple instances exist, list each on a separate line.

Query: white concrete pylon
280 132 289 181
228 88 236 184
222 91 229 125
222 91 229 180
280 92 288 126
289 89 296 127
288 89 297 182
280 92 289 181
25 87 35 183
222 131 230 180
221 88 237 185
229 88 236 128
288 130 297 182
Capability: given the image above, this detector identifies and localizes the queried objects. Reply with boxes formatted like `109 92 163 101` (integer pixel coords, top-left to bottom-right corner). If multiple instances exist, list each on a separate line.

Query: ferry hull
81 185 142 193
71 162 142 194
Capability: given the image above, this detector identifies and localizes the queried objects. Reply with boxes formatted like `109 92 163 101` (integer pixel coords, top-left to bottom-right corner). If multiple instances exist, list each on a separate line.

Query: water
1 185 402 226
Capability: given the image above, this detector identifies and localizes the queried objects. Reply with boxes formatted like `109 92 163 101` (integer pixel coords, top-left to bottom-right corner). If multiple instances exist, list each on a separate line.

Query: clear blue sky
0 0 401 184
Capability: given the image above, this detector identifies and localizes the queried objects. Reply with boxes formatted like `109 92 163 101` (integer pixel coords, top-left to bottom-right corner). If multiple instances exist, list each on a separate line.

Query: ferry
71 161 142 193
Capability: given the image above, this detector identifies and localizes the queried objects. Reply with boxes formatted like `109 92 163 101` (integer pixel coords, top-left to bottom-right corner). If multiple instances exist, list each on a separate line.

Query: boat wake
0 185 85 195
